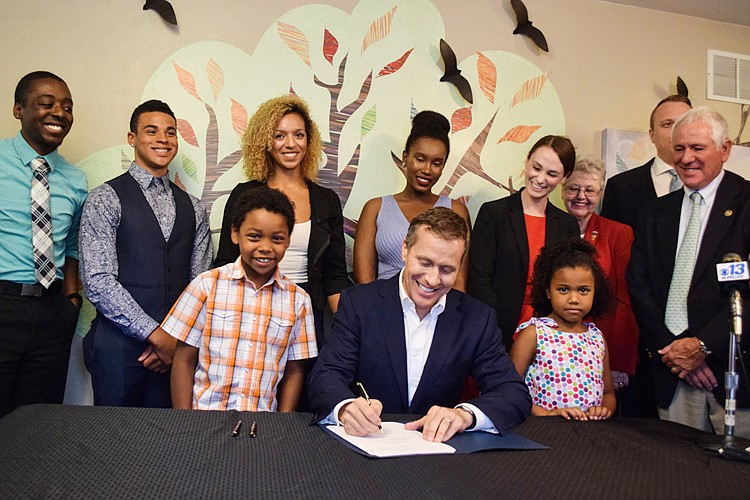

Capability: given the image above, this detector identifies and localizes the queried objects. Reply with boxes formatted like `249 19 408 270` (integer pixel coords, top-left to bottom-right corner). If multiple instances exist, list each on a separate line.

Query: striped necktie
664 191 703 335
30 157 56 288
668 169 683 193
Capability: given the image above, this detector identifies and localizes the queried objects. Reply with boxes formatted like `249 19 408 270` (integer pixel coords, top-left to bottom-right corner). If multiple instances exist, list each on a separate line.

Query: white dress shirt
650 156 678 197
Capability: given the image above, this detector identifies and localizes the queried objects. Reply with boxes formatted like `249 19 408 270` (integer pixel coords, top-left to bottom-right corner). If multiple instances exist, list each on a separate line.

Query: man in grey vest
80 100 211 407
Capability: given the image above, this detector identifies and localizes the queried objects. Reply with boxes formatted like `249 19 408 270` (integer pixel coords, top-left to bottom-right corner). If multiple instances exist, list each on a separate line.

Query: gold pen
356 381 383 433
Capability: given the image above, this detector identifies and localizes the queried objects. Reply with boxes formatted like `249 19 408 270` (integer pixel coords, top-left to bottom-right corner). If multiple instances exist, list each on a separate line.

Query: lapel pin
725 210 733 217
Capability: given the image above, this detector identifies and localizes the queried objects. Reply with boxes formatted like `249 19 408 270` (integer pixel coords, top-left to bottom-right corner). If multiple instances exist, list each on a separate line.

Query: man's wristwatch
66 292 83 309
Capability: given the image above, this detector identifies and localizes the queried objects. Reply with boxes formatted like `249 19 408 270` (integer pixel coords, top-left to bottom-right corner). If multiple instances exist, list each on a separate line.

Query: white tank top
278 219 310 283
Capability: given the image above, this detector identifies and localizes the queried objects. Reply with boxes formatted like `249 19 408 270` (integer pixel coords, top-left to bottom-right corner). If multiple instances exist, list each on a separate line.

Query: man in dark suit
308 207 531 442
601 94 692 229
601 94 692 419
627 107 750 437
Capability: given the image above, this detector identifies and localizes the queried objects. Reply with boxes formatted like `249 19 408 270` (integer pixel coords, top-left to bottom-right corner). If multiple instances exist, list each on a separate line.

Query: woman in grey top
353 111 470 290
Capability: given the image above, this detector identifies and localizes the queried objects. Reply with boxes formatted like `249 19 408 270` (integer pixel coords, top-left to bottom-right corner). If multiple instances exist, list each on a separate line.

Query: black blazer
600 159 658 230
214 180 351 343
469 190 579 350
307 275 531 434
627 171 750 408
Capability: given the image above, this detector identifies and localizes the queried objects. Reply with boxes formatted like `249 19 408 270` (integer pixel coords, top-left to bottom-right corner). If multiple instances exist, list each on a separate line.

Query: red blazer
584 213 639 374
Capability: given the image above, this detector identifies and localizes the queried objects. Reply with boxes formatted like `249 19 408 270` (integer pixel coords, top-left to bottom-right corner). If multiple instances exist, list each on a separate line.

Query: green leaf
361 105 376 138
182 154 198 182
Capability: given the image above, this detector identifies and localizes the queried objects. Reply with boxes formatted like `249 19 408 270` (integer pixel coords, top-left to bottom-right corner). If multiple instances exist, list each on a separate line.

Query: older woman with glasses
562 157 639 391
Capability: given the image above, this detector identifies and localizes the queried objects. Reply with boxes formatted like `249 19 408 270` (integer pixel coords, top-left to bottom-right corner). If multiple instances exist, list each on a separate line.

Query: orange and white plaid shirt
162 258 317 411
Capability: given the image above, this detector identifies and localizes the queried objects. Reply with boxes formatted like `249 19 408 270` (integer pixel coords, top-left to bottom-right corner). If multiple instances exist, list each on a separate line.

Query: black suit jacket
600 159 658 230
469 190 579 350
307 276 531 434
626 171 750 408
214 180 351 343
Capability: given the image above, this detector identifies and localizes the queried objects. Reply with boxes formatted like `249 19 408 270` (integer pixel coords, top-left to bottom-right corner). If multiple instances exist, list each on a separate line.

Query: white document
325 421 456 458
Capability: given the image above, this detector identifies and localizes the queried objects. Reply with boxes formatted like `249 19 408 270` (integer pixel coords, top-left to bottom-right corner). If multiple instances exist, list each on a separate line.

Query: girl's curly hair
530 237 613 319
241 95 323 182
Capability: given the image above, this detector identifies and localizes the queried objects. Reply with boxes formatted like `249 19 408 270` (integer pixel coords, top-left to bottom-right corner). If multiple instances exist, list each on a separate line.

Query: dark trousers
0 285 79 418
617 343 659 418
83 318 171 408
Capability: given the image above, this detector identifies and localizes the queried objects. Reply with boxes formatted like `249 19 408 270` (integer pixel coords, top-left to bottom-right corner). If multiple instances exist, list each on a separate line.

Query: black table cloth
1 404 749 499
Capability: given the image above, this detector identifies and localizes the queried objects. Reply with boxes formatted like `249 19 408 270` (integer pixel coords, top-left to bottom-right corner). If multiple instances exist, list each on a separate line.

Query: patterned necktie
664 191 703 335
30 157 56 288
668 169 683 193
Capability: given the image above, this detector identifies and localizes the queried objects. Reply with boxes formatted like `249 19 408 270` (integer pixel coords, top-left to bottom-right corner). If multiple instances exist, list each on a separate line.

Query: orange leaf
362 6 397 54
476 52 497 104
277 21 311 67
230 99 248 138
207 58 224 101
497 125 542 144
289 84 297 96
378 48 413 77
451 107 472 133
177 118 199 148
172 61 201 101
510 73 548 109
323 28 338 64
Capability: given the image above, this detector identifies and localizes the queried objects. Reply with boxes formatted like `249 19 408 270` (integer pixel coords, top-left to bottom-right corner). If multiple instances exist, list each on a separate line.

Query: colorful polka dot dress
516 317 605 412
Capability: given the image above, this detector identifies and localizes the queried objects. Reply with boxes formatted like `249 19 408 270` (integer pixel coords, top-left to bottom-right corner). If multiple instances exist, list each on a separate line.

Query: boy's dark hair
530 237 612 319
404 110 451 159
230 185 295 235
14 71 67 106
130 99 176 133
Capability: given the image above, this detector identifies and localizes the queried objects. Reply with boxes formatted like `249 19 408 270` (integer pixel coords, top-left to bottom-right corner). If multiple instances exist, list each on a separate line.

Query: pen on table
356 381 383 433
249 421 258 438
231 420 242 437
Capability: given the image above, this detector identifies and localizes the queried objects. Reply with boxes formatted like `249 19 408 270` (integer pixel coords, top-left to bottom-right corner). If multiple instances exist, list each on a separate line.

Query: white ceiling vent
707 49 750 105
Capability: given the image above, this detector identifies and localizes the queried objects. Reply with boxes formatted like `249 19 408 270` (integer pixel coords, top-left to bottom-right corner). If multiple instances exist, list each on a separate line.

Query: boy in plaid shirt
163 186 317 411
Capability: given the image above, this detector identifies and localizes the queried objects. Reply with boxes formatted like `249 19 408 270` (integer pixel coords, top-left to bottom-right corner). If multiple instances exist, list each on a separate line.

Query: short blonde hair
241 95 323 181
563 156 606 190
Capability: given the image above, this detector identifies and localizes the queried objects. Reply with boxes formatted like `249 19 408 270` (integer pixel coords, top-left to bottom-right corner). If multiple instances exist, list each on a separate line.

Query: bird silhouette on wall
439 39 474 104
676 76 689 97
143 0 177 25
510 0 548 52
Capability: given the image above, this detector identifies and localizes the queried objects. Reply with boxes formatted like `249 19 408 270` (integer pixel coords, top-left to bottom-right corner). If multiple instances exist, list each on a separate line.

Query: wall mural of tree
77 0 565 268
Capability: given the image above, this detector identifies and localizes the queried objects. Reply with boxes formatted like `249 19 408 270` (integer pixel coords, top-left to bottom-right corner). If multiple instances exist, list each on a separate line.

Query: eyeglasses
564 185 601 197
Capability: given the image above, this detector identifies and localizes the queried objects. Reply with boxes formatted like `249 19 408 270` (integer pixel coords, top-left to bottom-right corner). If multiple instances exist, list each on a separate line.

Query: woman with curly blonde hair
215 95 350 345
239 95 323 182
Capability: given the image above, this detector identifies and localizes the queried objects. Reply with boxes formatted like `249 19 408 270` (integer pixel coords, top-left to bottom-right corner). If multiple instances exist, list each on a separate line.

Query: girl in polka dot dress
510 238 616 420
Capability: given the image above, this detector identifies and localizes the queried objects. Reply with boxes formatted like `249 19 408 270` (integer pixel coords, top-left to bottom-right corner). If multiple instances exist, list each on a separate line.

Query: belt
0 280 63 298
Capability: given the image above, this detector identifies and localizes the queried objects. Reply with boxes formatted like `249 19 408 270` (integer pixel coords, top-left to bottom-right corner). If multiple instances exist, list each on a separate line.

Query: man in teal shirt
0 71 87 417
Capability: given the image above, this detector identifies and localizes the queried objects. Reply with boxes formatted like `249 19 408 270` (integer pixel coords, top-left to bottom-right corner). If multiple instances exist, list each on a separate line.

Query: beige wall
4 0 748 405
2 0 749 163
